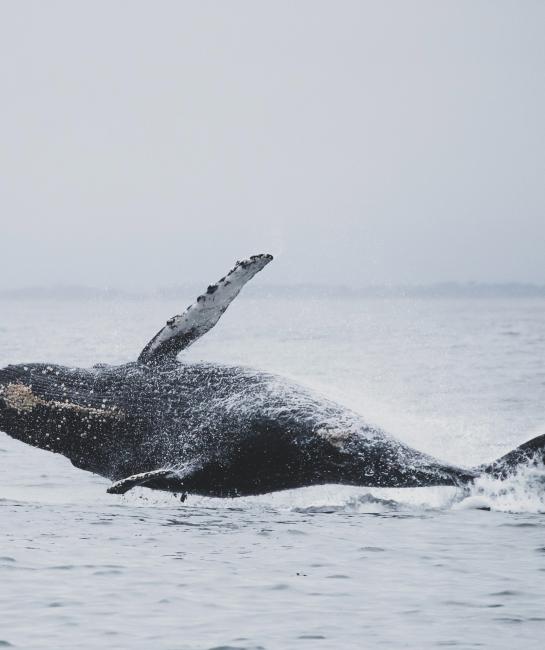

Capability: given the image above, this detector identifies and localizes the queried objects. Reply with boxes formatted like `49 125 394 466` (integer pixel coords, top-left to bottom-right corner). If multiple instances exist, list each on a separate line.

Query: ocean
1 294 545 649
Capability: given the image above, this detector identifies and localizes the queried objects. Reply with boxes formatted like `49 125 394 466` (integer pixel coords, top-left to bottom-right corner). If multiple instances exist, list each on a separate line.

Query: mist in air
1 0 544 290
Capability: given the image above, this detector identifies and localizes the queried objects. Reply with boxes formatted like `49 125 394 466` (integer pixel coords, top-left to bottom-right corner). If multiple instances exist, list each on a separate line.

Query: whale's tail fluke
478 433 545 480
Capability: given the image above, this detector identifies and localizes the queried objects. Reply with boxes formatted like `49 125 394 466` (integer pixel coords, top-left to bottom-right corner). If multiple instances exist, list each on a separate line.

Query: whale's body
0 360 479 496
0 254 543 496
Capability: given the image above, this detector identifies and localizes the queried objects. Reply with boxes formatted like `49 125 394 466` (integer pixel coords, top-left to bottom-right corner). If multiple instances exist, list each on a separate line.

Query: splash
292 492 401 514
463 461 545 513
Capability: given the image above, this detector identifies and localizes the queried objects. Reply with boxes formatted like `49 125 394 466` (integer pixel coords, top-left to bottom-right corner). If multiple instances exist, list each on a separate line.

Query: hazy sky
1 1 544 289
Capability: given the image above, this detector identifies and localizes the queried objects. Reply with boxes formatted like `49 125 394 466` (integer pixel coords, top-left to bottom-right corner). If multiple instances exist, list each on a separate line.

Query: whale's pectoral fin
138 253 273 365
107 468 186 495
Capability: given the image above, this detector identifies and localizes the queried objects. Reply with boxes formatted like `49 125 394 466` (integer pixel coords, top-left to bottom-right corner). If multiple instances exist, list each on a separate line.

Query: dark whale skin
0 361 477 497
2 253 544 497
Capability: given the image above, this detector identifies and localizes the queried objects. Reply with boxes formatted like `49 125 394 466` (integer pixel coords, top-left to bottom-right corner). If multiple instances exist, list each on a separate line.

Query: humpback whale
0 254 543 498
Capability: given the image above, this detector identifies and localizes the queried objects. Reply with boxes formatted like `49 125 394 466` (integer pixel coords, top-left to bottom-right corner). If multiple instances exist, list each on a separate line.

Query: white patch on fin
107 468 176 494
138 254 273 365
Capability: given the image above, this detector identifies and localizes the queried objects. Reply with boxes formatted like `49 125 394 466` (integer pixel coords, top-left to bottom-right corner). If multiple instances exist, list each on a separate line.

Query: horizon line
1 281 545 300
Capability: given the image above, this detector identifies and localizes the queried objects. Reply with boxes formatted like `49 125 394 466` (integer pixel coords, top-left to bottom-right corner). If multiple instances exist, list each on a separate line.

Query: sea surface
1 294 545 649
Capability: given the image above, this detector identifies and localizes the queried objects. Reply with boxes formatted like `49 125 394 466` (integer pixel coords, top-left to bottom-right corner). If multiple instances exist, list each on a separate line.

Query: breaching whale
0 254 543 498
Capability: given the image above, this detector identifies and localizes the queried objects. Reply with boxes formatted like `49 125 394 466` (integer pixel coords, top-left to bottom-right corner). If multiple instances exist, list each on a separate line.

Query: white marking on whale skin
0 383 124 421
316 426 353 450
0 383 41 412
139 254 273 364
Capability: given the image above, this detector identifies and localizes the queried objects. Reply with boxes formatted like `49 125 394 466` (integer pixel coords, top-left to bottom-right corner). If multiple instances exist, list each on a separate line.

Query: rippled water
1 295 545 649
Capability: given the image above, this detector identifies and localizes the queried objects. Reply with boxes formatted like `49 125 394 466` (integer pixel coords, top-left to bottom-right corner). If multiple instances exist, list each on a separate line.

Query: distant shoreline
1 283 545 300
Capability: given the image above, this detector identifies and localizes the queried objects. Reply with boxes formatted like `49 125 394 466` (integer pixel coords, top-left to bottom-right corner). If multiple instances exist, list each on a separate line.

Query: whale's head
0 364 129 475
0 367 52 457
0 364 70 451
0 366 30 436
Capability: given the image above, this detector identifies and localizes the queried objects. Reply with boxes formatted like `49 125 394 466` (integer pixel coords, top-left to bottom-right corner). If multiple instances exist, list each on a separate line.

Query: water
1 295 545 649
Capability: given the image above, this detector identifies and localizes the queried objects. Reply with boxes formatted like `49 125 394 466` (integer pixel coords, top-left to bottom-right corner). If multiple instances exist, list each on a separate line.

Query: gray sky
1 1 544 289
